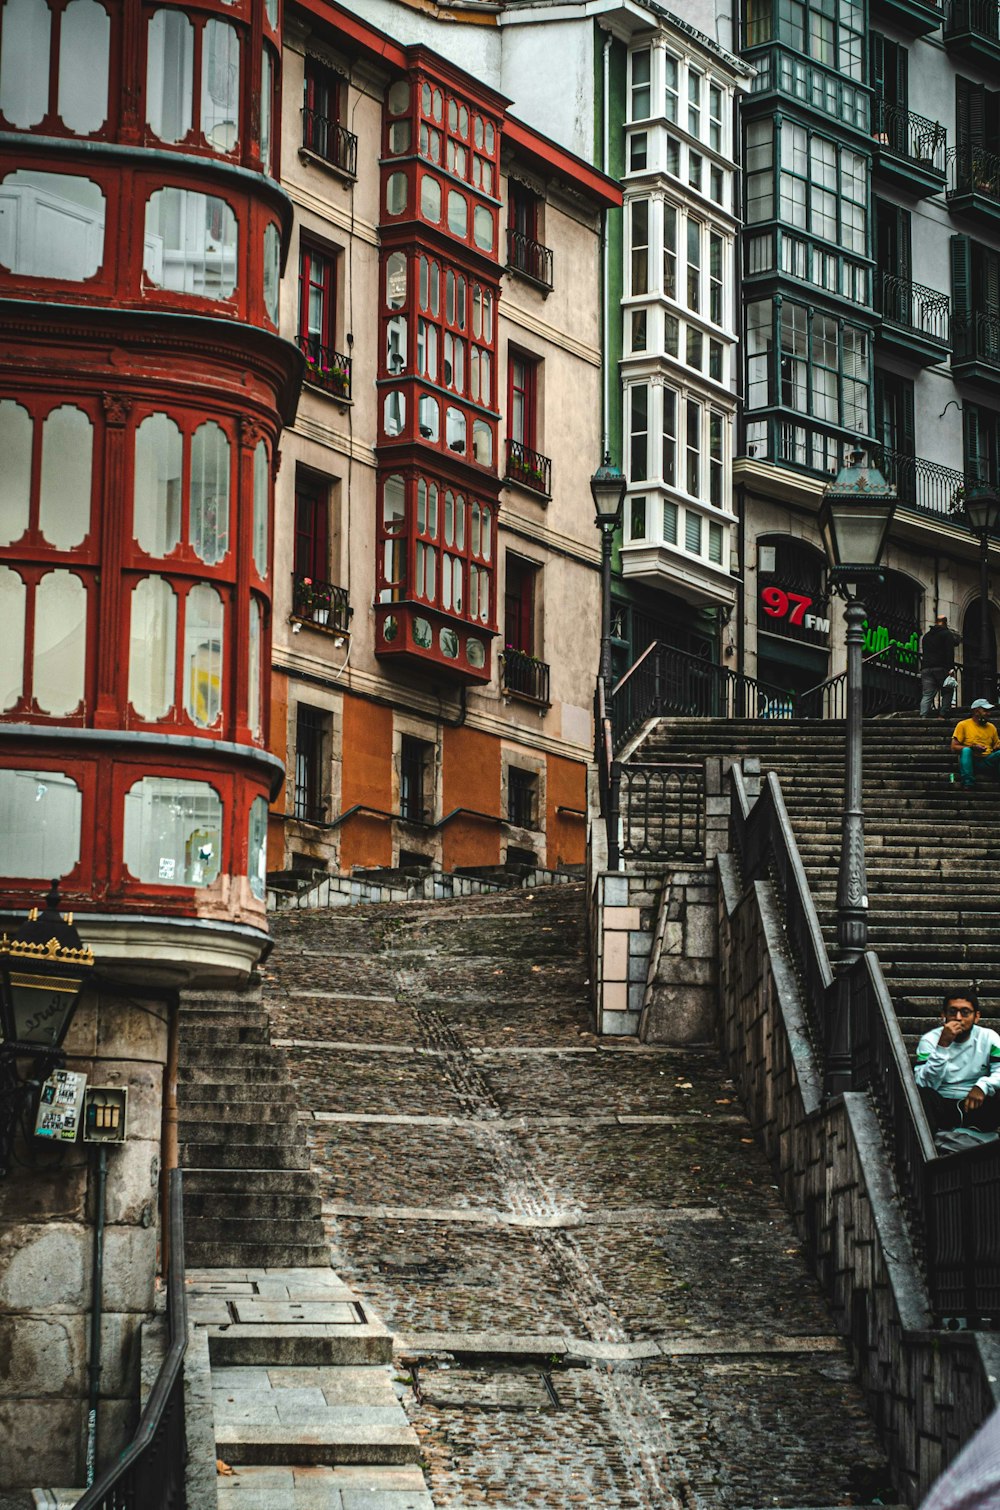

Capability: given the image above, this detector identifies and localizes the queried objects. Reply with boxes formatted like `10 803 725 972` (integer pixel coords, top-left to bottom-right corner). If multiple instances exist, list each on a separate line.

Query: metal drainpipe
160 992 180 1275
602 28 611 454
85 1142 109 1487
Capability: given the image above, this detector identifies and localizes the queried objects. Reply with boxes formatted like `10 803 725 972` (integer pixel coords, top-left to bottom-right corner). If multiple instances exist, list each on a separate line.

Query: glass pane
39 405 92 549
133 413 182 556
263 221 279 323
386 172 407 215
0 170 105 279
386 251 406 307
184 583 224 727
447 190 467 236
383 474 405 531
146 8 193 142
0 769 82 878
420 175 441 221
0 0 50 129
0 565 25 710
264 0 277 25
253 439 269 576
202 19 239 152
248 596 261 738
34 569 86 715
123 776 222 886
143 189 238 299
128 575 177 720
473 206 492 251
190 421 230 564
0 400 31 547
58 0 109 134
260 46 271 173
248 795 268 900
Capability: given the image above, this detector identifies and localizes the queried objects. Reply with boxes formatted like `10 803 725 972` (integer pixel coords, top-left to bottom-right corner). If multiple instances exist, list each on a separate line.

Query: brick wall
717 852 1000 1504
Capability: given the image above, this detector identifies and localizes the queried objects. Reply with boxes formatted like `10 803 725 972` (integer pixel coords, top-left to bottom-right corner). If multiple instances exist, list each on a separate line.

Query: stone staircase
629 713 1000 1043
178 985 328 1269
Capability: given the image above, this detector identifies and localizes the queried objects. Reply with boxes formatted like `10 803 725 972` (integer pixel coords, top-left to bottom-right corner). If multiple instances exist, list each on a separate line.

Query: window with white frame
630 197 649 295
662 390 677 486
687 69 702 138
686 398 701 496
630 47 651 121
629 384 649 482
664 52 679 121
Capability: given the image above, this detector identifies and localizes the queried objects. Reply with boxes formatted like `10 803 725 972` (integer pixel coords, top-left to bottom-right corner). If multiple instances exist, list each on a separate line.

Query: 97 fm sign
760 585 831 638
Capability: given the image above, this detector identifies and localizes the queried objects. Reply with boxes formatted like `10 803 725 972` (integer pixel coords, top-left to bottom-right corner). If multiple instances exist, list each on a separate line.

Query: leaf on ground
217 1460 235 1476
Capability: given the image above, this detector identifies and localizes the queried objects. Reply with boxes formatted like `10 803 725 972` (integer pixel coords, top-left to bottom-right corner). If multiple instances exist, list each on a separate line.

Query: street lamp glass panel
5 973 84 1050
590 460 627 527
824 505 893 569
965 489 1000 536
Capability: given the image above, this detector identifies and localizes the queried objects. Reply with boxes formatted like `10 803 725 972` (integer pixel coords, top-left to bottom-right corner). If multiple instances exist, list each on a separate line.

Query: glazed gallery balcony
296 336 353 400
872 102 947 196
505 438 551 497
876 274 951 364
301 107 359 178
291 573 352 634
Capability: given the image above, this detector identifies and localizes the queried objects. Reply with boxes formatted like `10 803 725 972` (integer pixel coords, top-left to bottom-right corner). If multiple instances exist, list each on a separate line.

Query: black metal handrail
874 100 947 175
595 678 620 870
877 274 951 346
506 228 554 289
74 1169 187 1509
611 641 800 749
954 309 1000 369
796 644 921 720
296 335 353 400
948 142 1000 203
620 763 705 861
291 572 352 633
501 646 551 704
945 0 1000 43
505 438 551 496
301 106 358 176
871 446 967 519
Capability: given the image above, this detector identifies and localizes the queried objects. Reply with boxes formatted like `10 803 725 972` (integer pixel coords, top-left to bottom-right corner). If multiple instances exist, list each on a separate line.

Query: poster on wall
34 1068 87 1142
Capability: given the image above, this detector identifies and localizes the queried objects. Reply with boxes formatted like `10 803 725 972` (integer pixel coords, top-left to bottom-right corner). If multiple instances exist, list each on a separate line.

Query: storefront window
0 170 105 280
134 412 182 556
128 575 177 720
33 569 86 715
184 583 224 727
39 404 92 549
0 400 31 547
143 188 238 299
123 776 222 886
0 769 82 878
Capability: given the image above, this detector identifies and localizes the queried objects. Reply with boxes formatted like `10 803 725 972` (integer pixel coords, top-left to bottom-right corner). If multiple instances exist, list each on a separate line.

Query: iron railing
948 143 1000 204
74 1169 187 1509
595 678 620 870
507 228 554 289
620 763 705 861
954 309 1000 370
301 106 358 176
501 647 551 704
611 641 797 748
296 335 352 400
872 446 966 519
874 101 947 176
505 438 552 496
877 275 951 347
291 573 351 633
945 0 1000 45
796 645 921 719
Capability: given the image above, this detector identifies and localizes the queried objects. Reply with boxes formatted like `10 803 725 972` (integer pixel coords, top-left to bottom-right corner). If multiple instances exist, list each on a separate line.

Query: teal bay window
746 119 868 254
744 0 865 80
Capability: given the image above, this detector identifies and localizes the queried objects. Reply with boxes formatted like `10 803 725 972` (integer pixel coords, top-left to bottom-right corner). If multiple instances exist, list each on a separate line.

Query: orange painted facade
339 695 394 870
441 726 503 871
546 753 588 869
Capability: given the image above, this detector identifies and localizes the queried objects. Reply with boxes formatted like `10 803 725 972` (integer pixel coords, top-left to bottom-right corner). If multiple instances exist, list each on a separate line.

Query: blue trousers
959 747 1000 786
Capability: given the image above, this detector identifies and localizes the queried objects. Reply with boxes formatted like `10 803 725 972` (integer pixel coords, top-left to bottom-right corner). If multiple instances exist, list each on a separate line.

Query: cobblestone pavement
264 885 898 1509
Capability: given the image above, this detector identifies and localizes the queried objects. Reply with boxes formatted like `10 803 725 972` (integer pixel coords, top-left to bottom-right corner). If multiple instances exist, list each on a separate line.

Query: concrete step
187 1241 331 1268
178 1062 291 1085
178 1044 288 1068
185 1192 322 1220
181 1021 271 1044
179 1120 307 1146
213 1424 421 1468
216 1464 433 1509
190 1216 325 1244
181 1080 297 1103
179 1100 303 1123
207 1326 394 1369
181 1143 312 1170
184 1169 319 1197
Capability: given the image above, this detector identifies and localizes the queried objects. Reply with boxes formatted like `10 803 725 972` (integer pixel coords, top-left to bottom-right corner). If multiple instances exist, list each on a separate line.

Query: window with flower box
298 240 350 398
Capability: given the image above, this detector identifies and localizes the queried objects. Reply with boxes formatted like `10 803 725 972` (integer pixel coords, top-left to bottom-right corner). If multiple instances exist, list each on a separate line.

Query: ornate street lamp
0 880 94 1176
817 451 896 1095
963 485 1000 701
591 456 628 869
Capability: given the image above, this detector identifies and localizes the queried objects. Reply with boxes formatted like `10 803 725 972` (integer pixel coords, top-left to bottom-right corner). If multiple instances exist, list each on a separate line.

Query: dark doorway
962 598 998 703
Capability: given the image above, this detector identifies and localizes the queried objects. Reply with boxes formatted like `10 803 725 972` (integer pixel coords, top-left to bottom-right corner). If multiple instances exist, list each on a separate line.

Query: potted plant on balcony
295 576 328 624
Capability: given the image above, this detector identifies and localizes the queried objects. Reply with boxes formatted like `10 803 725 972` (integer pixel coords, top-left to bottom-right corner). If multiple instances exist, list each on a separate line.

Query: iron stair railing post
608 759 622 870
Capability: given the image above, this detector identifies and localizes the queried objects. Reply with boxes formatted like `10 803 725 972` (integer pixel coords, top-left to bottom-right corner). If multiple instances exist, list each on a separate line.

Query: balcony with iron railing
944 0 1000 60
952 308 1000 388
875 273 951 364
506 229 554 291
500 646 551 705
947 143 1000 226
291 572 352 634
301 106 359 177
872 101 947 194
871 0 944 34
296 336 352 401
505 438 551 497
872 446 967 520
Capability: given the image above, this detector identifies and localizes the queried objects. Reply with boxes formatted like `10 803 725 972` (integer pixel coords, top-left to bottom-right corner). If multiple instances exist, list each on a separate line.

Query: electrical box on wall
83 1087 128 1144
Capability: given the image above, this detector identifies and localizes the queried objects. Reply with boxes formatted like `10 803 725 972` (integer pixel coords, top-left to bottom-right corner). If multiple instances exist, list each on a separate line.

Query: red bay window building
0 0 299 1489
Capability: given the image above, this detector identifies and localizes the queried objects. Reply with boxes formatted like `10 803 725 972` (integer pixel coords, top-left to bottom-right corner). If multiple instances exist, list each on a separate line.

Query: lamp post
0 880 94 1176
964 486 1000 702
590 455 628 869
817 451 896 1095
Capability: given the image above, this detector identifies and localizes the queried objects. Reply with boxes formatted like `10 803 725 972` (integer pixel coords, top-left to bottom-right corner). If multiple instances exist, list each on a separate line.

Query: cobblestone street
264 884 897 1508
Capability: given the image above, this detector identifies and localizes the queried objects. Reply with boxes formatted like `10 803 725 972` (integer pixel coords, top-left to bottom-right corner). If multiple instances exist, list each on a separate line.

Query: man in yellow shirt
952 699 1000 789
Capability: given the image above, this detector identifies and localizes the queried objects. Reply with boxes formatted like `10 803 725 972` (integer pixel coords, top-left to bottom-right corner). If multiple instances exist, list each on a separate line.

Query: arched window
39 405 92 548
189 421 230 564
33 570 87 715
58 0 109 134
0 400 31 547
134 413 182 557
252 439 269 576
201 19 239 152
248 595 262 738
184 583 224 726
263 222 279 324
128 575 177 720
0 0 50 129
146 9 193 143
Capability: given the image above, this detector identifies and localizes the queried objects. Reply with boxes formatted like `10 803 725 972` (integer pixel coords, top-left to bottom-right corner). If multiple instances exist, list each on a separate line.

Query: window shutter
951 234 972 317
957 76 986 149
900 379 915 460
965 404 984 483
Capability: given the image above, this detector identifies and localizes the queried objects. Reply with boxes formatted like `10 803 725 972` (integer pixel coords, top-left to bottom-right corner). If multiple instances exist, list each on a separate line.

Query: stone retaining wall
717 852 1000 1504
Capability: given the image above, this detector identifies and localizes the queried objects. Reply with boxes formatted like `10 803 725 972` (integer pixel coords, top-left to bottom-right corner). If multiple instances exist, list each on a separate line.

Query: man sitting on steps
914 990 1000 1135
952 699 1000 789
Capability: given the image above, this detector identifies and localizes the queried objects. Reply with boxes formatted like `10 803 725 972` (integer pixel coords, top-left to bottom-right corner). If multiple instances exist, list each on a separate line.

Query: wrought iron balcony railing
505 438 551 496
877 274 951 346
948 142 1000 203
501 646 551 705
506 228 554 289
296 336 352 400
954 308 1000 369
291 572 352 633
944 0 1000 44
872 446 966 518
301 106 359 177
874 100 947 175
